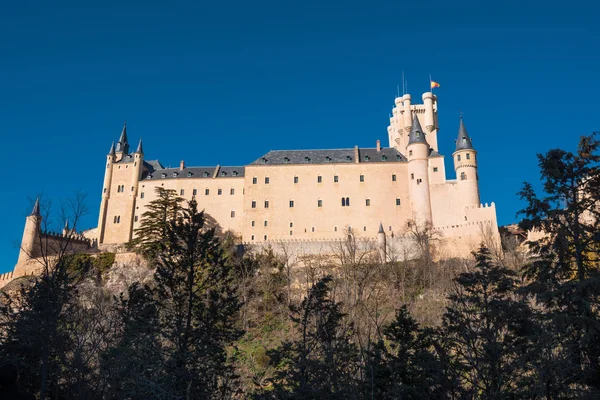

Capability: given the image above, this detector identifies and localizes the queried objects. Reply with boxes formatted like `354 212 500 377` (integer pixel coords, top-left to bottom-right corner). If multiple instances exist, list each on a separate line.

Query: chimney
179 160 185 170
354 146 360 163
376 140 381 152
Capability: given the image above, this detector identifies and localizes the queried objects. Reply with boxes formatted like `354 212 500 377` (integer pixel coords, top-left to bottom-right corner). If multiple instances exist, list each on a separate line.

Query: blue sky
1 0 599 272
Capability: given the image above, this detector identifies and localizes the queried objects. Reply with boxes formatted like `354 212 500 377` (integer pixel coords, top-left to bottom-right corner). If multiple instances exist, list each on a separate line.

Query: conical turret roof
118 123 128 144
108 141 115 156
455 117 474 151
115 123 129 153
136 138 144 154
407 114 428 146
31 198 40 216
378 222 385 234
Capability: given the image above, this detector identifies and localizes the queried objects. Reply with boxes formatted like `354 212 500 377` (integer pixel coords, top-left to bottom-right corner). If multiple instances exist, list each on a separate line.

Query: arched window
346 197 350 206
460 172 467 180
342 198 346 207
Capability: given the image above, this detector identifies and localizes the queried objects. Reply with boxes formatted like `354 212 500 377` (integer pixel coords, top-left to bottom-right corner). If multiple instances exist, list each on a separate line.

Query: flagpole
402 71 405 95
429 74 432 94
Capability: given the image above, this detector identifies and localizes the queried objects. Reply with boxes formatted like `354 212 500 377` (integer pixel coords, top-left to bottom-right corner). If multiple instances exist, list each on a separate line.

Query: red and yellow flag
430 81 440 89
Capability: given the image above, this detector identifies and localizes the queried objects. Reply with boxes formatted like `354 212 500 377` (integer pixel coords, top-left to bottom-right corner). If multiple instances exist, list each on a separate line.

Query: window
312 227 315 232
192 189 197 196
264 220 268 227
233 171 239 176
180 189 185 196
173 172 178 178
396 154 402 161
290 230 293 235
457 155 461 161
417 178 422 184
134 216 138 222
364 226 367 231
289 200 294 208
203 171 209 177
141 192 145 199
218 188 222 195
161 173 166 178
392 174 396 182
466 153 471 160
346 155 352 161
251 220 255 227
318 199 322 207
252 177 257 184
261 157 267 164
364 155 370 161
103 188 107 193
360 174 364 182
205 188 210 195
317 175 322 183
411 173 414 180
433 167 438 172
396 198 401 206
264 200 269 208
283 157 290 163
251 200 256 208
461 172 467 180
304 156 310 163
294 176 298 184
334 175 339 183
381 155 387 161
131 186 134 192
342 197 350 206
290 222 293 227
231 210 235 218
221 171 226 176
264 235 268 241
409 150 413 156
187 171 193 177
251 235 255 241
230 188 235 195
334 226 338 232
325 156 331 162
265 177 270 184
366 198 371 206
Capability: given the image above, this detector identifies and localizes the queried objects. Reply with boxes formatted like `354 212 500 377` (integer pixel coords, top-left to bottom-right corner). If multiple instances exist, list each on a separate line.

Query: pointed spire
378 222 385 234
115 122 129 153
108 141 115 156
455 116 474 151
64 219 69 230
407 114 428 146
136 138 144 154
30 198 40 217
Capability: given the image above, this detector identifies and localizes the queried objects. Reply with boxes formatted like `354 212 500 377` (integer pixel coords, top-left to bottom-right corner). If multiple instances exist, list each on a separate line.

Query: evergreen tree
264 276 361 399
442 246 534 399
519 133 600 397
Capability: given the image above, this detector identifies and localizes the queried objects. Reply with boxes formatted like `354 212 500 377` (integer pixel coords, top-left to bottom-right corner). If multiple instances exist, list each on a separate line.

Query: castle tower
17 198 42 263
98 142 116 244
406 114 433 227
115 123 129 162
377 222 387 262
453 117 480 209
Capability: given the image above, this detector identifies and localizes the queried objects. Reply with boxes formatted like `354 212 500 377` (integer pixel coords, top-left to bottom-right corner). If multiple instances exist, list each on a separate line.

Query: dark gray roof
115 123 129 153
136 138 144 154
378 222 384 234
143 166 245 181
407 114 428 146
455 117 474 151
249 147 406 165
108 141 115 156
31 198 40 216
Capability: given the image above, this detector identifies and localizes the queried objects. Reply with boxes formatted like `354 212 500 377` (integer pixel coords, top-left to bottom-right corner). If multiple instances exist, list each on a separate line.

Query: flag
430 80 440 89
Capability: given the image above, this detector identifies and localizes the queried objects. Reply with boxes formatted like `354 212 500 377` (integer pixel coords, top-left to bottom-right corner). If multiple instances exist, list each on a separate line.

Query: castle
1 91 500 288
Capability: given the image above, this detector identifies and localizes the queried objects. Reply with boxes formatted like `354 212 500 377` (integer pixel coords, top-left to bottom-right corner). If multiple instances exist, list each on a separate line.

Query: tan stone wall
243 161 411 242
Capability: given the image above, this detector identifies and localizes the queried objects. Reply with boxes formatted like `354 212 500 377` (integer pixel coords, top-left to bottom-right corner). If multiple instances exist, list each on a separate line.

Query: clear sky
1 0 599 273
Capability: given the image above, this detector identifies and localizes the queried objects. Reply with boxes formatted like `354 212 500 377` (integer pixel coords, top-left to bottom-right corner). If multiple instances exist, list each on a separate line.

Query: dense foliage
1 134 599 399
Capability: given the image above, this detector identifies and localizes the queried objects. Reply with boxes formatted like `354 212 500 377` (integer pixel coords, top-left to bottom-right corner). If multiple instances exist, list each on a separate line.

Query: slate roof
143 166 245 181
407 115 428 146
249 147 407 165
455 117 474 151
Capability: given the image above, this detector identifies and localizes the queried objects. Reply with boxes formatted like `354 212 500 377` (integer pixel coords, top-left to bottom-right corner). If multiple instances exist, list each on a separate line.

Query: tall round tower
98 142 116 244
453 117 480 208
406 114 433 227
17 198 42 263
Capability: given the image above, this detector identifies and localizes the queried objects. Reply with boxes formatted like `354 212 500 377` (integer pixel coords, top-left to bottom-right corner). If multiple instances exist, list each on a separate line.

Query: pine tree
442 246 534 399
519 133 600 397
264 276 361 399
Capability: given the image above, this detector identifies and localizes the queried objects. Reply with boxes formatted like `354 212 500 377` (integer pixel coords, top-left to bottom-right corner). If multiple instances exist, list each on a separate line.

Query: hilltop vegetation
0 133 599 399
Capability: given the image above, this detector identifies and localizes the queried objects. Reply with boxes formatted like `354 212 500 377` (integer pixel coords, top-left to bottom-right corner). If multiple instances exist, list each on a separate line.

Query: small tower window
205 188 210 195
409 150 413 156
231 210 235 218
251 200 256 208
396 198 401 206
134 216 138 222
252 177 257 184
265 177 270 184
251 220 255 227
251 235 255 240
363 226 367 231
180 189 185 195
433 167 438 172
461 172 467 180
264 220 268 226
417 178 422 184
193 189 197 196
290 222 293 227
318 199 322 207
317 175 322 183
366 199 370 206
264 200 269 208
334 226 338 232
264 235 268 240
392 174 397 181
334 175 339 183
230 188 235 195
457 155 461 162
290 230 293 235
466 153 471 160
289 200 294 208
294 176 298 184
411 173 414 180
360 175 364 182
218 188 222 195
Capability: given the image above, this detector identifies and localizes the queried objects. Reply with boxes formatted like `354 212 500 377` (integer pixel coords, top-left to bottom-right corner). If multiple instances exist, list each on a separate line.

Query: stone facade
1 91 500 289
